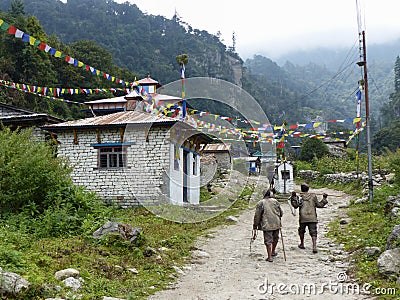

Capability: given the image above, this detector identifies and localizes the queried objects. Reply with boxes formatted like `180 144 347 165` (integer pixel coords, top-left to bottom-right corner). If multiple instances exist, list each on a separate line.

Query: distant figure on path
290 183 328 253
253 189 283 262
266 165 276 191
269 172 276 191
255 157 261 174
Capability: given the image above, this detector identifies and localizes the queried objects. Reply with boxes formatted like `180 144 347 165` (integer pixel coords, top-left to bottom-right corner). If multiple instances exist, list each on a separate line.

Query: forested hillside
244 53 393 128
0 0 241 84
0 0 138 119
372 56 400 153
0 0 399 152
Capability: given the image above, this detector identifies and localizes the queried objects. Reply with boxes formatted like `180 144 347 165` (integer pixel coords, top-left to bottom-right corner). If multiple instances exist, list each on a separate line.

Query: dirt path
149 185 373 300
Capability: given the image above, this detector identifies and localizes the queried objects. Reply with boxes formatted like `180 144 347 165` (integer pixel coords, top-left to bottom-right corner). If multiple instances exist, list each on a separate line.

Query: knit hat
300 183 309 192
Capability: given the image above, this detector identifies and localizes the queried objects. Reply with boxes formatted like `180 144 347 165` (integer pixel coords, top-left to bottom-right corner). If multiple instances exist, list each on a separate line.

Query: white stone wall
169 145 183 205
32 127 48 142
187 152 200 204
56 126 171 207
276 162 294 194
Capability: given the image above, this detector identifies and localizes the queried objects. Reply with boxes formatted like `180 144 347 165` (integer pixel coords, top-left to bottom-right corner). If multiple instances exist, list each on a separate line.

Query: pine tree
9 0 25 17
394 56 400 93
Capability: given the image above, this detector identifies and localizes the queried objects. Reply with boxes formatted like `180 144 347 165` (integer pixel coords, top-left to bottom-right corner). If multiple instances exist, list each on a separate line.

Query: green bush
387 149 400 184
0 126 72 214
293 160 312 176
0 245 26 271
298 138 329 162
0 126 117 238
37 187 115 238
295 151 370 175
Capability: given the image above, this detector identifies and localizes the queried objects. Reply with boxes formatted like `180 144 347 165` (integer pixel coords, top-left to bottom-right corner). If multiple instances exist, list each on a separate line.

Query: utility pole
357 30 373 203
356 0 373 203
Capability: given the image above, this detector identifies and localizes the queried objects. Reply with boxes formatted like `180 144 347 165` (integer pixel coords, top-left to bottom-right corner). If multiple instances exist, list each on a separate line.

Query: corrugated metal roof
151 93 181 102
124 89 141 99
138 77 159 85
84 96 127 105
83 92 181 106
203 143 232 152
0 114 64 129
1 113 49 120
0 102 35 114
42 111 177 130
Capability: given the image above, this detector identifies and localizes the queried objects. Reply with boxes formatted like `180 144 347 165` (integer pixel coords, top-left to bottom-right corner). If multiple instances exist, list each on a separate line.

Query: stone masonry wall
56 126 171 208
215 152 231 170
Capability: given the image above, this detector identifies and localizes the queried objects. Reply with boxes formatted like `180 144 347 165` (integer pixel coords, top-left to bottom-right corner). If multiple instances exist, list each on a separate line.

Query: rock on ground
54 268 80 281
0 270 30 294
386 225 400 250
93 221 142 243
377 248 400 277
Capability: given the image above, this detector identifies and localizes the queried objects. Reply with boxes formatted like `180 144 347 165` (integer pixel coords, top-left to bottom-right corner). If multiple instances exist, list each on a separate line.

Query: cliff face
191 49 243 86
228 55 244 87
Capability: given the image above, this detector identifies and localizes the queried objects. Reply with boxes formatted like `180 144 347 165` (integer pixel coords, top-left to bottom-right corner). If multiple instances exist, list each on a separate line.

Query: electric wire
298 58 359 101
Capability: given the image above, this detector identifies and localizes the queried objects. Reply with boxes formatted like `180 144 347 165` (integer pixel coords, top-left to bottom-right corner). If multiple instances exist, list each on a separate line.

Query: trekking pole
280 228 287 261
250 229 257 253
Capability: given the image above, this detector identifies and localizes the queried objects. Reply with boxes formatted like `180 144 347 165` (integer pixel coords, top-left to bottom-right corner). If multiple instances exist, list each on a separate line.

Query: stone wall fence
297 169 392 187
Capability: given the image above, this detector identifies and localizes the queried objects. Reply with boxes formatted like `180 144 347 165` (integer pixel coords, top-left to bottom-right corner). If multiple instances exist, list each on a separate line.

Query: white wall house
42 110 210 208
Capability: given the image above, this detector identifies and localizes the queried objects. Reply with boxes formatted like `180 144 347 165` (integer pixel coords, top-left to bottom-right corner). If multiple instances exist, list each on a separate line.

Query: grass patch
0 187 254 300
327 187 399 299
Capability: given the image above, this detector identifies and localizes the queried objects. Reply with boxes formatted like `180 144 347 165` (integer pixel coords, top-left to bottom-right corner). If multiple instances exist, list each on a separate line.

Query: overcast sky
114 0 400 59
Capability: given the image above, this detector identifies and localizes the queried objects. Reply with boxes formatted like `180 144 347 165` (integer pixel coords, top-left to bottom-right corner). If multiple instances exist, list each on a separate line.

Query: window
281 170 291 180
98 147 127 168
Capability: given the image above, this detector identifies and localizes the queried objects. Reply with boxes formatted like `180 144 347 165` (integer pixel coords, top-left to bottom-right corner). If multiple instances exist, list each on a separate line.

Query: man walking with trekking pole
253 189 283 262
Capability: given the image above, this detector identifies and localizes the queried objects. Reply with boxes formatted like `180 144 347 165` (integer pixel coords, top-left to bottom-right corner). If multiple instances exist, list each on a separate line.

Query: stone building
82 76 181 116
43 111 211 207
202 143 232 170
323 139 347 157
42 76 212 207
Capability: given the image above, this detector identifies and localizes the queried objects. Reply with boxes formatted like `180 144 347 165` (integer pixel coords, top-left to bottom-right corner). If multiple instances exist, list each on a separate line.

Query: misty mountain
273 40 397 121
0 0 397 150
245 34 397 126
275 40 400 70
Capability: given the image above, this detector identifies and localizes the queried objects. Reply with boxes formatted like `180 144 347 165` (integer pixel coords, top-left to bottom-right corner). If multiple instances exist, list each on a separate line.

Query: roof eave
41 120 178 131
